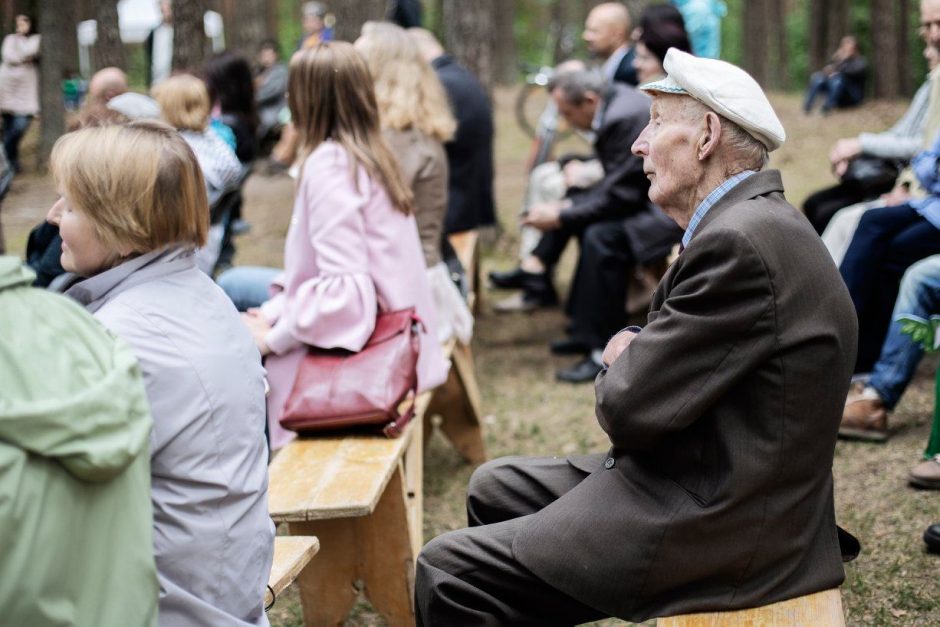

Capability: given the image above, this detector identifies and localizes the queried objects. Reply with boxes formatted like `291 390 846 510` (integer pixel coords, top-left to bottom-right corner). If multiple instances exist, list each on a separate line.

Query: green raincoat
0 256 158 626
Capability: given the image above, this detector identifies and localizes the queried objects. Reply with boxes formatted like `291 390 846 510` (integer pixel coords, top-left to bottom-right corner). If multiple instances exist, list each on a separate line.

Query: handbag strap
382 390 417 438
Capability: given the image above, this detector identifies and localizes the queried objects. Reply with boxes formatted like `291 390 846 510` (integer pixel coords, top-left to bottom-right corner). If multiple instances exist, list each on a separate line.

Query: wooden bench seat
265 536 320 608
268 394 429 626
658 588 845 626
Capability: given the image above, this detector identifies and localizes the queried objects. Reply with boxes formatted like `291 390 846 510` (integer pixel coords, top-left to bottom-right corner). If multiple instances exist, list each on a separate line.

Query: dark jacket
613 47 638 86
431 54 496 233
562 83 680 263
514 170 858 621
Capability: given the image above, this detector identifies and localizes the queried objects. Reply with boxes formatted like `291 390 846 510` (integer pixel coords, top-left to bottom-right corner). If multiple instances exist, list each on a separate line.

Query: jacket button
604 457 615 469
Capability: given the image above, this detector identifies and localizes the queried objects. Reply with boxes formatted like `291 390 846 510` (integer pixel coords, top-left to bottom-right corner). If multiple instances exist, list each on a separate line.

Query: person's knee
467 457 526 522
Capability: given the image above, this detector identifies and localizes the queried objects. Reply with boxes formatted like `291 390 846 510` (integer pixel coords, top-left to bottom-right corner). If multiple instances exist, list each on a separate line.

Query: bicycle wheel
514 83 574 141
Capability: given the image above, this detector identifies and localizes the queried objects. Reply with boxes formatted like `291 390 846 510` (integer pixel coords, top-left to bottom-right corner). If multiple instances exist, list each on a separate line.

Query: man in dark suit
409 28 496 235
584 2 637 87
415 49 859 624
491 70 679 323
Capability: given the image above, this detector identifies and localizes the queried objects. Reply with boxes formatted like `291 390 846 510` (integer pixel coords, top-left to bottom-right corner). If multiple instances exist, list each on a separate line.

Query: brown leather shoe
838 388 888 442
909 455 940 489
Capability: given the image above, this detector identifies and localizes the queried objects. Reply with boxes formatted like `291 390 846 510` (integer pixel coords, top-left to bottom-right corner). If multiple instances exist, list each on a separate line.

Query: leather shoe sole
837 425 889 442
492 292 556 314
488 267 532 290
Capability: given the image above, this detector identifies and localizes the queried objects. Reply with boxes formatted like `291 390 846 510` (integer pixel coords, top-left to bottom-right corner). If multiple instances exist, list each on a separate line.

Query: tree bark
227 0 267 56
38 0 66 168
443 0 497 97
871 0 900 98
768 0 789 89
493 0 517 85
173 0 210 74
92 0 126 71
897 0 912 96
330 0 385 43
808 0 830 73
742 0 769 86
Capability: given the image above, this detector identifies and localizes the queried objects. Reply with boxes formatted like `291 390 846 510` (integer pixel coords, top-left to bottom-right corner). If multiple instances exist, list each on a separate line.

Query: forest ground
3 90 937 626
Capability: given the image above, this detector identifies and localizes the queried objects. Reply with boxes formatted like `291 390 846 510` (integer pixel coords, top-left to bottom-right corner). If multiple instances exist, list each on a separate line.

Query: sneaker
838 385 888 442
909 455 940 489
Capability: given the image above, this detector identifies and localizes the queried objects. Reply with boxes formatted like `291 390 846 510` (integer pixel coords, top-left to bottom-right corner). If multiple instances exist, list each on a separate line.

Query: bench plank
265 535 319 606
657 588 845 626
268 405 426 522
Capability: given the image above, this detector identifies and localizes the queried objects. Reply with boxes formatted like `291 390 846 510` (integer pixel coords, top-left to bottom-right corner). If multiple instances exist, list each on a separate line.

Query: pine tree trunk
93 0 126 71
443 0 497 97
871 0 900 98
330 0 386 43
228 0 267 56
769 0 789 89
809 0 830 73
897 0 912 96
742 0 769 86
38 0 66 168
493 0 517 85
173 0 210 74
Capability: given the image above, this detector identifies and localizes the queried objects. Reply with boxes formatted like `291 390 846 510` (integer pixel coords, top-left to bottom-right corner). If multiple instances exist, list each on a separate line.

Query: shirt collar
682 170 756 248
602 45 630 83
65 246 195 313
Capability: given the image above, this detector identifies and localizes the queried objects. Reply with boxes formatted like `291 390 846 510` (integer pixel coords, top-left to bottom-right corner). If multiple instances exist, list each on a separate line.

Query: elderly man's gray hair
547 69 607 105
682 98 769 171
303 1 327 18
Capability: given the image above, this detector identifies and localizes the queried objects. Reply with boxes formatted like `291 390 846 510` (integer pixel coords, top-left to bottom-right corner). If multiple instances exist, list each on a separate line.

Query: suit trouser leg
416 456 607 625
566 221 634 349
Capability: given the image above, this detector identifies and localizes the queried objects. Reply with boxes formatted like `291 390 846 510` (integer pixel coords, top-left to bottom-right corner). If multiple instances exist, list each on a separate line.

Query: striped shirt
682 170 756 248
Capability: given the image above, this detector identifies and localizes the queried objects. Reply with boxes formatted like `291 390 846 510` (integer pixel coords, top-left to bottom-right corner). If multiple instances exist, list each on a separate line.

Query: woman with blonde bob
152 74 242 205
47 121 274 626
219 42 448 450
355 21 472 344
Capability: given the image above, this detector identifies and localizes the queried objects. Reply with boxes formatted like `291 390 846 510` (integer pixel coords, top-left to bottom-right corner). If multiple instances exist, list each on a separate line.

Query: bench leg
287 518 358 626
288 460 418 626
427 342 487 465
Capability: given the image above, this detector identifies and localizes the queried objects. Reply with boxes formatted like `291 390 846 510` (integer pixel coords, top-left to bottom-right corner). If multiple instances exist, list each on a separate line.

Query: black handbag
840 156 902 194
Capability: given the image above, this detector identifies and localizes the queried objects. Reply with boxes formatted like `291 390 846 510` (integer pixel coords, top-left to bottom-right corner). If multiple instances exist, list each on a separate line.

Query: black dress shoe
550 337 590 355
556 356 604 383
924 523 940 553
489 266 538 290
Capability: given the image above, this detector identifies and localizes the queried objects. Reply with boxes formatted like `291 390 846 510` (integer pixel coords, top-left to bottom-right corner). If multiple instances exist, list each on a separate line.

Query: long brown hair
288 41 414 214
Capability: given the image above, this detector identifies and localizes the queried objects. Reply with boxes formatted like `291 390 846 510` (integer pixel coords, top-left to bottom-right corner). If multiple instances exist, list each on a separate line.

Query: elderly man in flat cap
415 50 859 624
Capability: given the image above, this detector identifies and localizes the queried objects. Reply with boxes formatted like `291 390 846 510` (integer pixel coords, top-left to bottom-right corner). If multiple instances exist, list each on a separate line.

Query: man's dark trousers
415 456 608 625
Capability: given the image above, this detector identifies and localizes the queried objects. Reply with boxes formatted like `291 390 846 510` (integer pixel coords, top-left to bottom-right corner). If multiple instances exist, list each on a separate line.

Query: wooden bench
268 394 429 626
265 536 320 608
658 588 845 626
425 339 487 465
448 229 481 314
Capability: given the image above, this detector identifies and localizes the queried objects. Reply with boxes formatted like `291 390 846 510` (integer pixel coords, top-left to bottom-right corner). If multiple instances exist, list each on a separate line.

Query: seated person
804 43 937 234
838 128 940 375
68 66 128 130
841 255 940 446
416 50 859 625
217 43 448 451
0 256 157 626
489 68 676 315
47 121 274 625
254 39 288 141
804 35 868 114
408 28 496 235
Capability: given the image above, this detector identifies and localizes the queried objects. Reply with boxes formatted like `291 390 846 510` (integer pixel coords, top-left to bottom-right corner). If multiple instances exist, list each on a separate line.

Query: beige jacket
384 127 448 267
0 33 40 115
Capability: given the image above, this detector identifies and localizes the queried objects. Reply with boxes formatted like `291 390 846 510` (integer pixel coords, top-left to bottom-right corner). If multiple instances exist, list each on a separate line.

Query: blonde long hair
288 42 414 214
356 22 456 143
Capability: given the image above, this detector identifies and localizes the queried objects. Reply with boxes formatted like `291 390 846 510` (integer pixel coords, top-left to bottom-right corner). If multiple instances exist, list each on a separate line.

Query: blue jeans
2 112 33 170
217 266 280 312
869 256 940 409
804 72 863 113
839 203 940 372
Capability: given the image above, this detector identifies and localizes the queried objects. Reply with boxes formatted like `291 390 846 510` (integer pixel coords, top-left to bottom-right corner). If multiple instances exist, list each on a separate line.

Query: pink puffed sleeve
264 147 377 355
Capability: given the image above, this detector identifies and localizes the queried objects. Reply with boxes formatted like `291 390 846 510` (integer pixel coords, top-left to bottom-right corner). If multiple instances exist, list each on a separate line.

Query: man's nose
632 130 649 156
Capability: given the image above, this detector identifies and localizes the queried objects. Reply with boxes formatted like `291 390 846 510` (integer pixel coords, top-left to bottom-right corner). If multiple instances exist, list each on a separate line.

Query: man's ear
698 112 722 161
584 90 601 110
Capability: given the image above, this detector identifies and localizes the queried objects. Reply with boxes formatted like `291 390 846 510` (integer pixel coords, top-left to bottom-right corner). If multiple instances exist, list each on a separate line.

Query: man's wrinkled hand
602 329 638 366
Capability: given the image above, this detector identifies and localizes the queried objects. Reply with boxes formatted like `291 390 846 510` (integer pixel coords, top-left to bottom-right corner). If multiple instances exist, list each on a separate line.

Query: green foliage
898 315 940 352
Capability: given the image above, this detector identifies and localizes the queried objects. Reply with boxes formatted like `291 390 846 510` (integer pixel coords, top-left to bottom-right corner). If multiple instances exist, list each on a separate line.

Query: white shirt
151 24 173 86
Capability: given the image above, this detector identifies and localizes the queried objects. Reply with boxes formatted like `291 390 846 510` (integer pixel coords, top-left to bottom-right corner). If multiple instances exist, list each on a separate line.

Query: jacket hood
0 256 152 482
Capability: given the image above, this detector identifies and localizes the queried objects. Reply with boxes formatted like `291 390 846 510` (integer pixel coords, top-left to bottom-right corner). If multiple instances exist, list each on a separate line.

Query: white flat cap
640 48 786 152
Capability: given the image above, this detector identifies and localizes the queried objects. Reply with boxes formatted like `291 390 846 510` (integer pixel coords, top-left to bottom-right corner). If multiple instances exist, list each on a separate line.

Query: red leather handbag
279 308 422 438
